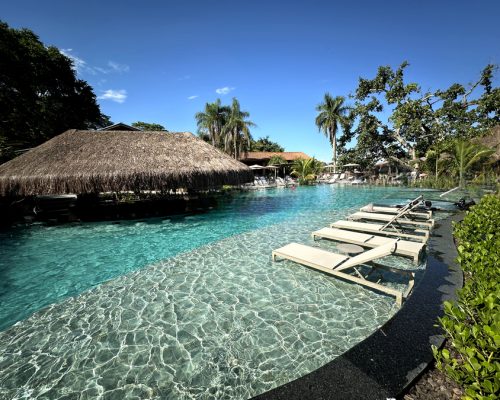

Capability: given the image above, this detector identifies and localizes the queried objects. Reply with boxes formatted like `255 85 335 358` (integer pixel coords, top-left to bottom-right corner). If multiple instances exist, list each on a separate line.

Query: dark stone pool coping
253 213 464 400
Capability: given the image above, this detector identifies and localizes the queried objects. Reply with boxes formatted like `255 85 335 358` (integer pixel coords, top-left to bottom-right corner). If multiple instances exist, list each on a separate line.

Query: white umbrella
343 163 360 167
249 165 266 170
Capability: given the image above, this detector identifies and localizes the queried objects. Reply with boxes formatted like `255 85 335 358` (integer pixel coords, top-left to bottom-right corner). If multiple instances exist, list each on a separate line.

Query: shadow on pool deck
253 213 463 400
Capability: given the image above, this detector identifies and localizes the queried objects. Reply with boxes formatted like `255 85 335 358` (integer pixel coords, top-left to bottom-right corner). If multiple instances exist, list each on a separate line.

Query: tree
223 98 256 159
195 99 229 147
315 94 349 173
131 121 167 131
339 62 500 170
291 158 322 184
250 136 284 152
0 21 110 161
448 139 494 187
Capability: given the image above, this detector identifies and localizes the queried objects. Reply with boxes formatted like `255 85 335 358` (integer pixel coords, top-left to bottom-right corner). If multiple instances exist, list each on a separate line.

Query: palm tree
315 94 348 173
291 158 322 185
449 139 494 187
195 99 228 147
223 98 256 159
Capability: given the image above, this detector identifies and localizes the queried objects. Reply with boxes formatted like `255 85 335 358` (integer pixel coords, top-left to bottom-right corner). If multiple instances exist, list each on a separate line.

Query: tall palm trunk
233 129 238 159
331 127 337 173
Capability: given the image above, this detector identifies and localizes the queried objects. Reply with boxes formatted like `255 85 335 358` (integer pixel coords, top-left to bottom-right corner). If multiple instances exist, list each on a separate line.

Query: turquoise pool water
0 185 432 399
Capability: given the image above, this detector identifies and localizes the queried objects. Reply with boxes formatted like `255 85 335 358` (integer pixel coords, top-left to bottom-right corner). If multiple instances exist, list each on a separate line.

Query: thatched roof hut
0 130 253 196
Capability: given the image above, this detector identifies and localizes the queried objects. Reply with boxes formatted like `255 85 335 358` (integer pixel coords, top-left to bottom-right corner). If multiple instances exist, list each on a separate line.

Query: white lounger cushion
273 240 397 271
273 243 349 270
312 227 425 263
360 205 432 219
331 220 429 242
350 211 434 228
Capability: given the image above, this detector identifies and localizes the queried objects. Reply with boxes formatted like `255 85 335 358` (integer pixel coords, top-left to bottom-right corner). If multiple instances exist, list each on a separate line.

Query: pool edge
252 212 464 400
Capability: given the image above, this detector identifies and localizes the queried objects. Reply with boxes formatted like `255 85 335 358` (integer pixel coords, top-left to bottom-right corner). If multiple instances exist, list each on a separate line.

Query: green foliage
415 138 495 189
449 140 495 187
433 195 500 399
410 176 458 190
0 20 110 162
291 158 322 184
131 121 166 131
338 62 500 169
250 136 284 152
267 155 287 166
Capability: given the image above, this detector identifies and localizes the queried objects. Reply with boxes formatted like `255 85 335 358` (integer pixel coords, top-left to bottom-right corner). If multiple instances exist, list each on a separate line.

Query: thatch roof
0 130 253 196
240 151 312 163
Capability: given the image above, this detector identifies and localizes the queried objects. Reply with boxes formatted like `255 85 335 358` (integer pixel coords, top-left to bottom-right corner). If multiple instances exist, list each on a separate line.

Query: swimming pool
0 185 430 399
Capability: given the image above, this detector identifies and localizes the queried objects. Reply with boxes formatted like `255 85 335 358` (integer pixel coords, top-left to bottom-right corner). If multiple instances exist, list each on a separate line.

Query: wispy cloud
215 86 235 95
59 49 130 75
178 75 191 81
60 48 89 74
187 95 199 100
107 61 130 73
98 89 127 103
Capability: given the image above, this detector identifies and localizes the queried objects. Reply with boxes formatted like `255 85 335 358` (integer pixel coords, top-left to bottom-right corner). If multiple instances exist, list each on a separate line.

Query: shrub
433 195 500 399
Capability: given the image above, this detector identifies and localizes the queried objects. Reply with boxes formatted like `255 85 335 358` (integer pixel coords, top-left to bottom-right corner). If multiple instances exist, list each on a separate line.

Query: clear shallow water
0 185 431 399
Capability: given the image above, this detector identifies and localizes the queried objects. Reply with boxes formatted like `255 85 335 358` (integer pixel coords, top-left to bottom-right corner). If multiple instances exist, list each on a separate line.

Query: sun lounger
331 220 429 242
360 204 432 219
272 240 414 305
349 211 434 229
312 227 425 263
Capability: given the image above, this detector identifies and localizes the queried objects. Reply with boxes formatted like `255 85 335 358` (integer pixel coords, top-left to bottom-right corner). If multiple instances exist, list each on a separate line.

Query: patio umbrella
249 165 266 170
342 163 360 167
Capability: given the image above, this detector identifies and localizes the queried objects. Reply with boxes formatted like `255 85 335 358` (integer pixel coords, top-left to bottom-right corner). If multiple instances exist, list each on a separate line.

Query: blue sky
2 0 499 161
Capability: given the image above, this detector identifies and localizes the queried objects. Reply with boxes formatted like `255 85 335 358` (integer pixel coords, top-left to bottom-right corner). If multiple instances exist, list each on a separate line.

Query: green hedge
433 195 500 399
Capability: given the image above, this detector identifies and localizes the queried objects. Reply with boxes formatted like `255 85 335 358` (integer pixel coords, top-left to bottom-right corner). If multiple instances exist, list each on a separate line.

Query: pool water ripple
0 186 435 399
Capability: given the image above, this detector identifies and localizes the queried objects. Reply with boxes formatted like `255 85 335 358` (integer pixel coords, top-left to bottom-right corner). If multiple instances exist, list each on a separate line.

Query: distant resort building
239 151 312 167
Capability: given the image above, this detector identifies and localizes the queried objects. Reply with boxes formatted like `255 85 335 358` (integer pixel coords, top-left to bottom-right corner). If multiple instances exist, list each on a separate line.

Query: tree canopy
131 121 167 131
338 62 500 169
0 21 110 162
250 136 284 152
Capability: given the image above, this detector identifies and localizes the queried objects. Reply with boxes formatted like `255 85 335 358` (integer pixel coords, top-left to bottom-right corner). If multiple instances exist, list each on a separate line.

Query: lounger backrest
380 195 423 231
338 239 398 270
399 195 423 214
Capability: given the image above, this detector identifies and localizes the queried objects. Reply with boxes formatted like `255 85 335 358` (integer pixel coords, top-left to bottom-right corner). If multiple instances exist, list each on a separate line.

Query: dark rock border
253 213 463 400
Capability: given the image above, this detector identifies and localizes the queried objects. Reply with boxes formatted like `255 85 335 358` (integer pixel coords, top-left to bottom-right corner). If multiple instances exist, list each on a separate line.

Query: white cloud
215 86 235 95
98 89 127 103
187 95 199 100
